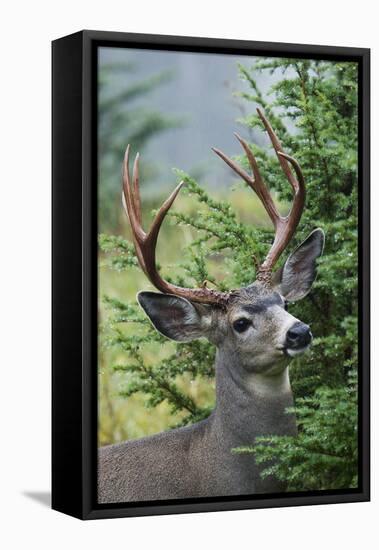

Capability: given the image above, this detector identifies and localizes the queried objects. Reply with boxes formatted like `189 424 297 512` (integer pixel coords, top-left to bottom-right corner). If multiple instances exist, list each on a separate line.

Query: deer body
99 353 296 503
98 110 325 504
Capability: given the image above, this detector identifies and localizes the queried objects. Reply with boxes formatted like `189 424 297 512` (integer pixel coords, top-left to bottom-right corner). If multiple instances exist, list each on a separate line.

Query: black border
52 30 370 520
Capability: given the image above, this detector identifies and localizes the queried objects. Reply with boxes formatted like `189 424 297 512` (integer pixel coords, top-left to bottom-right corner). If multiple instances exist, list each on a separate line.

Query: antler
122 146 230 305
122 110 304 299
212 108 305 285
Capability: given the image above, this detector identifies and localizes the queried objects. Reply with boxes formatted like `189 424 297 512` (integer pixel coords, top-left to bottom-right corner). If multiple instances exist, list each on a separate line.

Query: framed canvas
52 30 370 520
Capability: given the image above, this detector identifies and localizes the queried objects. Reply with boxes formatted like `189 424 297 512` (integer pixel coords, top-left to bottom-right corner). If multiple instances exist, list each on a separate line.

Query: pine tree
99 58 358 490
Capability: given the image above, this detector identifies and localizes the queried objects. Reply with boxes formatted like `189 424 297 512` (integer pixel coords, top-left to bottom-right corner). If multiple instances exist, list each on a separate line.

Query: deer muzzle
285 321 312 356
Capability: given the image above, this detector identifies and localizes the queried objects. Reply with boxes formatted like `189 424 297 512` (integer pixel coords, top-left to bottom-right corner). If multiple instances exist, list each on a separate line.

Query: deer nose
286 322 312 349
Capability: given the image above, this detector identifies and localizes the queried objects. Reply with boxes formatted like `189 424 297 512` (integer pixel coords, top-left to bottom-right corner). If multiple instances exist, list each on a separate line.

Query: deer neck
211 347 297 445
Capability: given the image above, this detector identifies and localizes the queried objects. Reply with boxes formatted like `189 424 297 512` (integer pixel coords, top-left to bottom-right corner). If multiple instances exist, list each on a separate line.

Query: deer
98 109 325 504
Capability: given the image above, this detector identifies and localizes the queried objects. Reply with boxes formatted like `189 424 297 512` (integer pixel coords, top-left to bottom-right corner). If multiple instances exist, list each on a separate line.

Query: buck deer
98 109 324 503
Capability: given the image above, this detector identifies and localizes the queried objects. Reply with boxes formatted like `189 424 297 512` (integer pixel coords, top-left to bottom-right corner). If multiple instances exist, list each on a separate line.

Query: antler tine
276 150 306 245
122 147 147 274
212 110 306 285
278 151 305 190
144 180 185 255
122 146 144 241
122 146 230 306
212 140 280 227
234 133 281 227
132 152 142 224
256 108 299 194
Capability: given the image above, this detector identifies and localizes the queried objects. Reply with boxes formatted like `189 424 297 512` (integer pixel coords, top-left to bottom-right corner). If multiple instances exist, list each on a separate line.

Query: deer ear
137 291 212 342
273 228 325 302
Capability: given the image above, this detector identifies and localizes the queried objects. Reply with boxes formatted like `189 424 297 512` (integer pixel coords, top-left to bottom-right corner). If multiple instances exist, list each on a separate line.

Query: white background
1 1 376 548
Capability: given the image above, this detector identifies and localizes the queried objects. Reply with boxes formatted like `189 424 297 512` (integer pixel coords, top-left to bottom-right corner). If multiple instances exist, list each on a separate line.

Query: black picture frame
52 30 370 520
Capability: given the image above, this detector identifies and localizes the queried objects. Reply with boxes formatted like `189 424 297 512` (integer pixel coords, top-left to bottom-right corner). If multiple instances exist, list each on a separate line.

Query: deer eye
284 300 289 311
233 318 251 333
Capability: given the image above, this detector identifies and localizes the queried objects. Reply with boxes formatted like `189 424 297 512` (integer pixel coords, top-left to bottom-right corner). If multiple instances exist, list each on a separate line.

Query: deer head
122 109 324 375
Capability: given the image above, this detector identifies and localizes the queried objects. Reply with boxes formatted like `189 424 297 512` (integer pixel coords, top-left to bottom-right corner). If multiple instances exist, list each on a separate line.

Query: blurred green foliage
98 57 358 492
98 60 182 232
